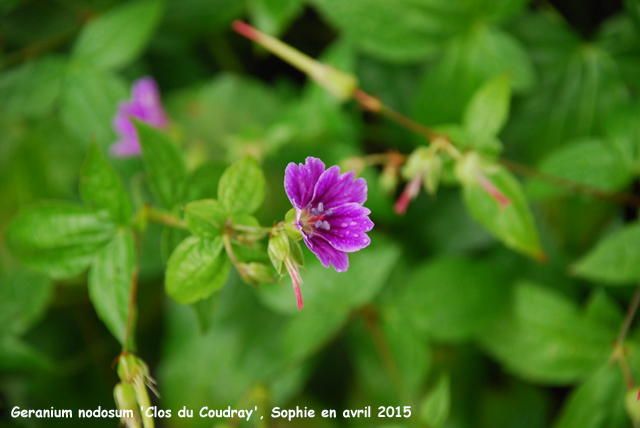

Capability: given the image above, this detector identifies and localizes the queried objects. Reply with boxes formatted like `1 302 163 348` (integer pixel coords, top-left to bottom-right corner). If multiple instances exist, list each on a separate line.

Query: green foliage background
2 0 640 427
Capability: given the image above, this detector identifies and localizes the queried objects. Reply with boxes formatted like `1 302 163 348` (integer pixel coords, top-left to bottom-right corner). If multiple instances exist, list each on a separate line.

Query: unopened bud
284 208 302 241
114 382 142 428
268 233 290 261
238 262 275 285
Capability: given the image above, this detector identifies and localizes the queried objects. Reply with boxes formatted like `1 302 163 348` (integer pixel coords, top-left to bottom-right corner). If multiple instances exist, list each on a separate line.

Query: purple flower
285 157 373 272
111 77 168 157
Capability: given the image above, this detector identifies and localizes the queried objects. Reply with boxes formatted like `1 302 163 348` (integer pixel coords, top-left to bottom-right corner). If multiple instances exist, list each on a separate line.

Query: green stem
222 233 241 271
146 206 187 229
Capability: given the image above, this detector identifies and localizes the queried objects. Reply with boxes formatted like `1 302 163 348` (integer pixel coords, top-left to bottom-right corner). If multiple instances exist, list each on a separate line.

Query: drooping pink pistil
394 171 424 215
476 171 510 209
285 259 304 310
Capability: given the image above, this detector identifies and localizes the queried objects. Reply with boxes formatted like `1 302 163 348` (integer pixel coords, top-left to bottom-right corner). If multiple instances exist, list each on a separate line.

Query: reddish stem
232 20 259 42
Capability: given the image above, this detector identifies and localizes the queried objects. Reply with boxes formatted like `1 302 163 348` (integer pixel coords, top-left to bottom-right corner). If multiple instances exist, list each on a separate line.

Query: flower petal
311 167 367 209
285 157 325 209
303 235 349 272
110 138 141 157
314 203 373 252
131 77 167 128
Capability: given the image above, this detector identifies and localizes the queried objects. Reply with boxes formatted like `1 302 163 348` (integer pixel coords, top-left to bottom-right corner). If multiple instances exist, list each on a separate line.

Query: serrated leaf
463 165 544 260
5 203 116 279
184 199 226 239
73 0 163 70
574 223 640 284
80 143 132 225
218 156 265 215
463 73 511 150
166 236 230 304
136 121 187 209
420 374 450 428
394 256 508 342
88 228 135 345
480 282 615 385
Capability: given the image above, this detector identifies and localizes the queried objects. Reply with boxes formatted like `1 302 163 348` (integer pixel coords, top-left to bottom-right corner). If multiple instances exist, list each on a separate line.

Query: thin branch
501 159 640 208
122 264 139 353
122 231 142 353
356 89 640 208
611 285 640 390
618 285 640 346
146 205 188 229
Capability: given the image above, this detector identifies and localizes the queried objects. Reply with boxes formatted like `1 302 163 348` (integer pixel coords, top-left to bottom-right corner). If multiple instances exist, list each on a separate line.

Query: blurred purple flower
111 77 168 157
285 157 373 272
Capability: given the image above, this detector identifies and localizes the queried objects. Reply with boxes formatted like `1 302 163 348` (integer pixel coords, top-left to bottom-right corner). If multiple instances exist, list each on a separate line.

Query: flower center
298 202 333 235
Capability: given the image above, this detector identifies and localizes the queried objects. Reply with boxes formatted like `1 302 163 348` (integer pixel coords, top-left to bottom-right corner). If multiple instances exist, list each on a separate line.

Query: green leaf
462 166 544 260
527 139 633 199
309 0 529 63
184 199 226 239
5 203 116 279
420 374 450 428
585 290 624 332
0 269 53 338
60 62 127 148
394 256 509 342
463 73 512 150
506 20 627 160
166 236 230 304
218 156 265 215
88 229 135 345
72 0 163 70
573 223 640 284
0 55 66 118
480 282 615 385
80 143 132 225
553 364 625 428
413 23 534 127
136 121 187 209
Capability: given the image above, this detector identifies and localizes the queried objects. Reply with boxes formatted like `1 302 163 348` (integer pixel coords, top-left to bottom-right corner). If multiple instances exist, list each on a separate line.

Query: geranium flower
284 157 373 272
111 77 168 157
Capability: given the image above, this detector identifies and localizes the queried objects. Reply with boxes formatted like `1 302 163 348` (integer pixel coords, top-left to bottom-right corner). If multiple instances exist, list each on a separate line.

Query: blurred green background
3 0 640 427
